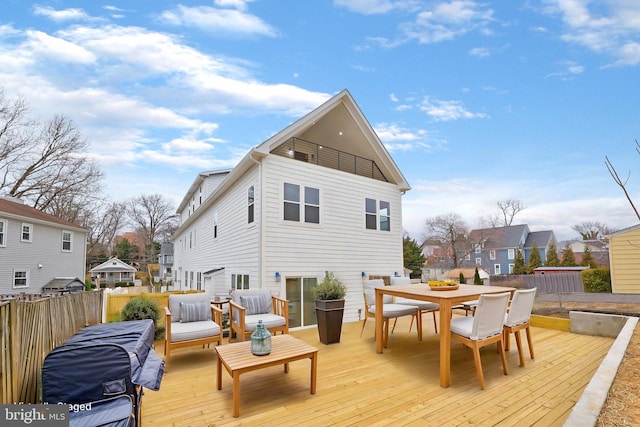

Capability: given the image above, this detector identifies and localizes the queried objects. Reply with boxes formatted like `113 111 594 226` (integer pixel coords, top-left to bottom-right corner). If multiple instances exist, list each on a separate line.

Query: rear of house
609 224 640 293
172 89 410 326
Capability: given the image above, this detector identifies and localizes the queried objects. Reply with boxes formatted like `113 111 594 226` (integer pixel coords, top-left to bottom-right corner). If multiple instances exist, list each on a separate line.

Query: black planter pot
315 299 345 344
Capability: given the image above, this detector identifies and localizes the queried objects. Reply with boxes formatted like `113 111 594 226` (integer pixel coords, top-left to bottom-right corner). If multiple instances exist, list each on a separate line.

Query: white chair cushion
396 298 439 311
170 320 220 343
450 316 474 337
243 314 286 332
368 303 417 318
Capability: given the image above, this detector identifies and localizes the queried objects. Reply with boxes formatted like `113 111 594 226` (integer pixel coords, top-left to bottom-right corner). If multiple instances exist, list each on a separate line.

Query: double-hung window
508 248 515 260
21 223 32 242
0 219 6 247
62 230 72 252
14 270 28 289
231 274 250 290
283 183 320 224
365 198 390 231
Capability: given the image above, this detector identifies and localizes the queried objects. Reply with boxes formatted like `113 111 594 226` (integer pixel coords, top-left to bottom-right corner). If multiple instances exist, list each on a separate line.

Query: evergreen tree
459 271 466 284
545 242 559 266
581 246 598 268
512 248 526 274
113 238 139 263
473 267 483 285
560 242 577 266
403 236 426 279
527 241 542 274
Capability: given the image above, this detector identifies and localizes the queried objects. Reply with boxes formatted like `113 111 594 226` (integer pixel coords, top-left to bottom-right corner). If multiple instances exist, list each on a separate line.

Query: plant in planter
312 271 347 344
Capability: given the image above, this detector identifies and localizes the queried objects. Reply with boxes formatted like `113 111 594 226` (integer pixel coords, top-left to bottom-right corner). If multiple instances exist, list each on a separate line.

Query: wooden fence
0 291 103 404
490 273 584 293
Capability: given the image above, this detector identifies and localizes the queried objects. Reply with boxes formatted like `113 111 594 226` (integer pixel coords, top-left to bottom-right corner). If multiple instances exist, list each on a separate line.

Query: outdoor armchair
164 293 223 372
229 289 289 342
360 279 420 347
503 287 537 367
450 292 510 389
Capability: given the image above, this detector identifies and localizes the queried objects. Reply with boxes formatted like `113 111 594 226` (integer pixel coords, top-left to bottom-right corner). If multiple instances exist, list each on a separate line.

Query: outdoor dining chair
450 292 510 389
503 287 537 367
390 277 439 334
361 279 420 347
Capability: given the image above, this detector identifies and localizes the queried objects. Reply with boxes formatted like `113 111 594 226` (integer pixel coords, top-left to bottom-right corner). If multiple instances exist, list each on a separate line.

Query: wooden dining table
374 283 515 388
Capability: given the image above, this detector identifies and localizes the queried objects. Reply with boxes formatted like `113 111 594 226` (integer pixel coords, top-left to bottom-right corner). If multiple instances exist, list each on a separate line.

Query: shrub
312 271 347 300
459 272 466 284
582 268 612 293
120 297 165 340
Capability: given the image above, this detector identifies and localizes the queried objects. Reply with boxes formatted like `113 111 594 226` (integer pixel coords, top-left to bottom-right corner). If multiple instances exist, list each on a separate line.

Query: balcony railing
271 137 388 182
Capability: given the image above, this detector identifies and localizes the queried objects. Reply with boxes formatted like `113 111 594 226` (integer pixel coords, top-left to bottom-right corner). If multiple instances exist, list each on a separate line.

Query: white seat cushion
450 316 474 337
396 298 439 311
368 303 417 318
170 320 220 343
243 314 286 332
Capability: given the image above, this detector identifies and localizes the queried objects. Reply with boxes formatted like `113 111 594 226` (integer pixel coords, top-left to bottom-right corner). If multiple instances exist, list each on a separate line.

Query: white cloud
32 5 93 22
545 0 640 66
25 30 96 63
469 46 490 58
419 96 488 121
158 5 277 37
334 0 397 15
402 1 495 43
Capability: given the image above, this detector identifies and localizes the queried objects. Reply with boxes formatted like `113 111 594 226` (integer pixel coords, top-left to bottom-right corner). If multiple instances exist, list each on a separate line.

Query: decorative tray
429 285 459 291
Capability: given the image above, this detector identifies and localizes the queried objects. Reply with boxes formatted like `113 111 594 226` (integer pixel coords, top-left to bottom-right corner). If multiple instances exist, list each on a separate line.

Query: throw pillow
180 301 208 323
240 294 269 315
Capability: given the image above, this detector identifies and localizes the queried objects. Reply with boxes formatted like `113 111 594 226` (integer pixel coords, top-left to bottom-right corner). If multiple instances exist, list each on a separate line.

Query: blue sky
2 0 639 241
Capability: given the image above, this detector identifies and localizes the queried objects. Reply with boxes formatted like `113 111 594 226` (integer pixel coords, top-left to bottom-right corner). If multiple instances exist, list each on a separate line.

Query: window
283 182 320 224
489 250 496 260
62 230 72 252
0 219 6 247
494 264 501 274
248 186 255 224
475 245 481 254
184 271 188 288
465 253 471 261
231 274 250 290
475 257 482 265
197 272 202 290
21 223 32 242
508 263 515 274
13 270 28 288
365 198 390 231
508 248 515 260
213 212 218 239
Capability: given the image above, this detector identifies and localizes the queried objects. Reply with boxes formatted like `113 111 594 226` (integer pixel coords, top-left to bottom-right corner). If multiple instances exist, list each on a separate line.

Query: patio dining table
375 283 515 388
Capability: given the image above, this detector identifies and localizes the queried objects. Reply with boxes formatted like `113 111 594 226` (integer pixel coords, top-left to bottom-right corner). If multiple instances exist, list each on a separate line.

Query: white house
90 257 138 286
0 196 87 294
172 89 411 327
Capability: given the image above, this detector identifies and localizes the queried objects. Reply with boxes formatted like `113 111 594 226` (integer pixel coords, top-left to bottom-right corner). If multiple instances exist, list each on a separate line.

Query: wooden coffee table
216 334 318 417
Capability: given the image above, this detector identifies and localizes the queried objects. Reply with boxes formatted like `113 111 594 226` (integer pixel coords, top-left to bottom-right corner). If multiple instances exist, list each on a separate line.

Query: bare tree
126 194 176 262
83 202 127 257
497 198 525 227
605 141 640 222
571 221 616 240
0 90 103 222
424 212 469 268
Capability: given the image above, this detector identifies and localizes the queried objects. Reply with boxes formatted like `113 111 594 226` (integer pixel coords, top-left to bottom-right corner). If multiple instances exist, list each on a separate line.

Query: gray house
466 225 556 274
0 196 87 294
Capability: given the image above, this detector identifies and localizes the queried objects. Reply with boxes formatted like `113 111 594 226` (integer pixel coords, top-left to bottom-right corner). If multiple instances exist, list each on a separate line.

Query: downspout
248 150 264 290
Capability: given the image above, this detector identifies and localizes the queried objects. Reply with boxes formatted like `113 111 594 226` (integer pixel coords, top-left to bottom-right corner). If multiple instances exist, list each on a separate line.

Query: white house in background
172 89 411 327
90 257 137 286
0 196 87 294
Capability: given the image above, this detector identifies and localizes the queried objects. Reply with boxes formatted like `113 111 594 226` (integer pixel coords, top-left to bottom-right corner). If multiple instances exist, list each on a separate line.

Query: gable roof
524 230 555 248
0 196 86 232
90 257 137 273
468 224 529 249
175 89 410 233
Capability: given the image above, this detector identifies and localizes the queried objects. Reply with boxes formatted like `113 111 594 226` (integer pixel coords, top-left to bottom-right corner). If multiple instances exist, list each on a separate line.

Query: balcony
271 137 388 182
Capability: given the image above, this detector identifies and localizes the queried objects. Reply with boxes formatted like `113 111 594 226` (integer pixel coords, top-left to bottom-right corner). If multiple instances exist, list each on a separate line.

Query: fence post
9 299 19 404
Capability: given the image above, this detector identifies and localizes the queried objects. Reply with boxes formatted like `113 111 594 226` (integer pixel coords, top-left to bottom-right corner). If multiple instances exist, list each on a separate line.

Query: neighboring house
421 262 454 282
90 257 137 285
608 224 640 293
157 242 174 285
0 196 87 294
172 89 410 326
557 239 610 267
466 225 556 275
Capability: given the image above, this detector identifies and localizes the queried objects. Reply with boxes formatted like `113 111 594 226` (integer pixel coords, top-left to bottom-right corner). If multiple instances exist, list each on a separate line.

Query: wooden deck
143 315 613 426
